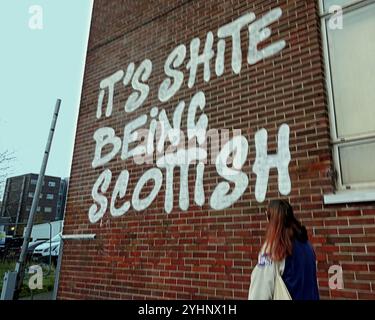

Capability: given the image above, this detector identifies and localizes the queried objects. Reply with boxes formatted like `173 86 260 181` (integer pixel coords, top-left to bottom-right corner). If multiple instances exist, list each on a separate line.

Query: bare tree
0 150 15 197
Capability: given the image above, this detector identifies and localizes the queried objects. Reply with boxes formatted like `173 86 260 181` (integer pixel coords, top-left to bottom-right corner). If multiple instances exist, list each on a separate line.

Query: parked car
26 239 48 262
33 233 62 266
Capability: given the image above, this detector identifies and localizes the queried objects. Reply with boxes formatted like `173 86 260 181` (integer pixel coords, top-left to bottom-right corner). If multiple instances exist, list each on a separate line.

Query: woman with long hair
248 199 320 300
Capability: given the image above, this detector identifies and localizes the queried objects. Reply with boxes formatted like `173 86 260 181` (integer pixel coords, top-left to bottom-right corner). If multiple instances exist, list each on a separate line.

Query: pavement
19 291 53 300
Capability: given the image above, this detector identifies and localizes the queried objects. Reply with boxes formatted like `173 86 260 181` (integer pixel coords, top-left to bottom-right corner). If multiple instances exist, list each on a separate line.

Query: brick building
58 0 375 300
0 174 67 235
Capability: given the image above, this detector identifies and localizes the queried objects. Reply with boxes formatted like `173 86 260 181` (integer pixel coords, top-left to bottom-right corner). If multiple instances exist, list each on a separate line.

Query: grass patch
0 260 55 298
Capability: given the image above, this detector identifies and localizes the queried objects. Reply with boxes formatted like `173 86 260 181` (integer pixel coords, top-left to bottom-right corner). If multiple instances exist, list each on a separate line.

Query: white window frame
319 0 375 192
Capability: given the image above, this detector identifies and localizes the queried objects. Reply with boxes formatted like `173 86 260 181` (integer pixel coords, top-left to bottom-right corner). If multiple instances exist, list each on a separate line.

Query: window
320 0 375 190
48 181 56 187
51 233 62 242
44 207 52 213
28 192 43 199
30 179 37 185
46 194 54 200
322 0 363 10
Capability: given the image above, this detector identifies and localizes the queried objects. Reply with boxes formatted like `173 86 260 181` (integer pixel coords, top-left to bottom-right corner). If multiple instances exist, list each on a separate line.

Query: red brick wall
57 0 375 300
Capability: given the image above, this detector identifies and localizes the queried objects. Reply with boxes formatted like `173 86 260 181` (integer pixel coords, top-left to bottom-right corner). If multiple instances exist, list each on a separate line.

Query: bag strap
273 259 285 278
274 260 280 279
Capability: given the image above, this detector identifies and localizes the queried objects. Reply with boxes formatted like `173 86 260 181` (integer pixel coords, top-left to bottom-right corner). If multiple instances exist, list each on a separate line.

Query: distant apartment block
0 173 68 235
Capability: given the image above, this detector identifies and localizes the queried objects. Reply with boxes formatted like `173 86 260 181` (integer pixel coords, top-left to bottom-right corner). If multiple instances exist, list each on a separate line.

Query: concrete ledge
324 190 375 204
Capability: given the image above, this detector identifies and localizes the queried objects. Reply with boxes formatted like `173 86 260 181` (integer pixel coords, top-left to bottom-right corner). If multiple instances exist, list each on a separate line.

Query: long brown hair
264 199 307 261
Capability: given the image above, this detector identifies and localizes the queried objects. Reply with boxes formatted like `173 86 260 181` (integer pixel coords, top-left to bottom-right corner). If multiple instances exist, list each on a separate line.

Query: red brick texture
57 0 375 300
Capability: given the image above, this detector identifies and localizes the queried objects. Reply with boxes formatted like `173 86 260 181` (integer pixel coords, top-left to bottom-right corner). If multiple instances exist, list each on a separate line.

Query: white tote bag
273 262 292 300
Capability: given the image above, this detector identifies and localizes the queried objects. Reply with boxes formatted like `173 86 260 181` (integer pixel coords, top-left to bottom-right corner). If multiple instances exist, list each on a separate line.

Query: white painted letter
187 91 208 146
158 44 186 102
156 155 176 214
248 8 286 65
147 107 159 155
186 32 214 88
132 168 163 211
157 148 207 213
122 115 148 160
217 12 256 74
178 148 207 211
195 162 205 206
215 39 226 77
89 169 112 223
110 170 131 217
210 136 249 210
97 70 124 118
157 102 185 152
92 127 121 168
125 59 152 113
252 124 291 202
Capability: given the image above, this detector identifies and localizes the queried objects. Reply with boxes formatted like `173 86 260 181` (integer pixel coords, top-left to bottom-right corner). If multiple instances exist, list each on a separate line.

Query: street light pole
13 99 61 300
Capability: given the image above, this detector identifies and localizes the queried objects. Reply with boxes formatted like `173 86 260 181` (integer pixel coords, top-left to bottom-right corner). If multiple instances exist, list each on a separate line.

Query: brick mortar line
88 0 196 54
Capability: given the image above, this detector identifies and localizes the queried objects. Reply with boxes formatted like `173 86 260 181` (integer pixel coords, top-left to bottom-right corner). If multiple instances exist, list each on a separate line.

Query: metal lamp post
10 99 61 300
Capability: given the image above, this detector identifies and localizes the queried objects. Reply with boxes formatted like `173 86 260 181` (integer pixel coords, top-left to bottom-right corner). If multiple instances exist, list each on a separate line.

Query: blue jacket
248 237 319 300
282 240 320 300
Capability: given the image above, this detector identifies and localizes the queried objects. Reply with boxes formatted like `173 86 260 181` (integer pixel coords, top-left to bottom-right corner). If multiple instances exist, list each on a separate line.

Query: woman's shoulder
258 243 285 266
292 239 316 257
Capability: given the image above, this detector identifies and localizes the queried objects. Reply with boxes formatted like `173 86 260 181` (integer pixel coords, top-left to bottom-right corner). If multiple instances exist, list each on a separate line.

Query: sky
0 0 93 196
